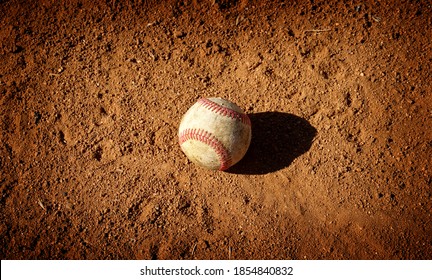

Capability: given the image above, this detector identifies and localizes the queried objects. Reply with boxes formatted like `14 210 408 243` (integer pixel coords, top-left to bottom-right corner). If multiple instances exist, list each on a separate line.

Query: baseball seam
178 128 232 171
197 98 251 126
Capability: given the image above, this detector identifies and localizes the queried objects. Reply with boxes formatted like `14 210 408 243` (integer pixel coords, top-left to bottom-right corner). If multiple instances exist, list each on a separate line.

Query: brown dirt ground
1 0 431 260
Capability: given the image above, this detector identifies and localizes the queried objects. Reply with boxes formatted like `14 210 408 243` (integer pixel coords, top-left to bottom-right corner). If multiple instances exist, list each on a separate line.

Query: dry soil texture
1 0 431 259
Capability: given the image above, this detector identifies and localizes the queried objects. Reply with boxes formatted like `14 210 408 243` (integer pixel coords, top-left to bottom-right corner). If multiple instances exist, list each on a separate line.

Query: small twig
372 15 381 22
235 15 244 26
37 199 46 211
191 243 197 256
148 50 156 61
146 21 158 27
304 28 332 33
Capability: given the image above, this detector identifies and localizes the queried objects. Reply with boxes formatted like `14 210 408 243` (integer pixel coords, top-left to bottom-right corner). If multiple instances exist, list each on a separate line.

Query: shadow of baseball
227 112 317 175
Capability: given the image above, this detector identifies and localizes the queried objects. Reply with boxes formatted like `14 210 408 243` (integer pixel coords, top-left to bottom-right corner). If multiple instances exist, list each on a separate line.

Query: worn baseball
178 97 252 171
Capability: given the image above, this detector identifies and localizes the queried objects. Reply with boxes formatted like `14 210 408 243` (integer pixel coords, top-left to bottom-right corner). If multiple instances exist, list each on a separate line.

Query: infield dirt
1 0 431 259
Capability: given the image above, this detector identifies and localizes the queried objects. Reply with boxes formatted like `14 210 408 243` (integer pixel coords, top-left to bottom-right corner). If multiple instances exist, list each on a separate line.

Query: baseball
178 97 252 171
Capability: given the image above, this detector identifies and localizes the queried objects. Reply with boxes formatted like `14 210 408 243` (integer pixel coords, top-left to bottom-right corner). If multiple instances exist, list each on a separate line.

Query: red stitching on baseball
179 128 232 171
197 98 251 126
